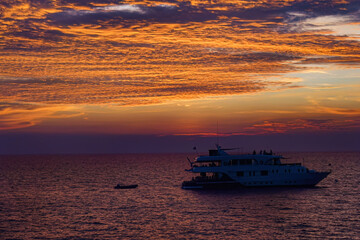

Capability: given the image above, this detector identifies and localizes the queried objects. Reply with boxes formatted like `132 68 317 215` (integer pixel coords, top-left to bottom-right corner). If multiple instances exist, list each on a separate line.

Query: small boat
114 184 138 189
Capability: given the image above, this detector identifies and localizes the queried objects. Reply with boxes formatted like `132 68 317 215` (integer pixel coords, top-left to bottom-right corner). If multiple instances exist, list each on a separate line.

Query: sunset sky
0 0 359 153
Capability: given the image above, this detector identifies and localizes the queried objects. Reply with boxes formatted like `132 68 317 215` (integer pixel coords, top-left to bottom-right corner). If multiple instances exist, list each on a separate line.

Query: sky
0 0 359 154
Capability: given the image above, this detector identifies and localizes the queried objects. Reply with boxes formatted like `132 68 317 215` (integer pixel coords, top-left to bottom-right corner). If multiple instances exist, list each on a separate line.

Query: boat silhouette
114 183 138 189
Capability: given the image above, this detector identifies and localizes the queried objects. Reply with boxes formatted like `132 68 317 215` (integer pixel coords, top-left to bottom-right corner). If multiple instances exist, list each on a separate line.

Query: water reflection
0 152 359 239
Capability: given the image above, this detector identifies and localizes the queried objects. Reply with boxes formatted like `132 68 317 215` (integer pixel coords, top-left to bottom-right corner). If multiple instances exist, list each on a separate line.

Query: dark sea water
1 152 359 239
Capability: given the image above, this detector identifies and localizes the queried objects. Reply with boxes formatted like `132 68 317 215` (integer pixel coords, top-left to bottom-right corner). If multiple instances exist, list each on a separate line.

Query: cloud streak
174 118 360 136
0 103 83 130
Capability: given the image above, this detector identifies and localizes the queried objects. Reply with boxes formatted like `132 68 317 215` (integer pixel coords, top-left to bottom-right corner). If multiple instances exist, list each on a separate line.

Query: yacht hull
182 172 330 189
182 181 242 189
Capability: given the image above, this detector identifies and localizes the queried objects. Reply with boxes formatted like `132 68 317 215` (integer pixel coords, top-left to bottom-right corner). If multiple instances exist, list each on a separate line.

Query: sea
0 152 359 240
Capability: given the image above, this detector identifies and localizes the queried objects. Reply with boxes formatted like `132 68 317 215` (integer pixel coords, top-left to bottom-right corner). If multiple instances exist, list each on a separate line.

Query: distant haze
1 132 358 154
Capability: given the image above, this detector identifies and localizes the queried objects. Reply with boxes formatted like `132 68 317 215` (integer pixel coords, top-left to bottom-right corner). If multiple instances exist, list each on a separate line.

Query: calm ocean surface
1 152 359 239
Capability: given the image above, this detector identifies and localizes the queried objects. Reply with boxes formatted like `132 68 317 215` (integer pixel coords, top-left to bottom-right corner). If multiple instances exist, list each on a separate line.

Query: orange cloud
0 104 83 130
1 0 359 107
173 118 360 136
243 118 360 134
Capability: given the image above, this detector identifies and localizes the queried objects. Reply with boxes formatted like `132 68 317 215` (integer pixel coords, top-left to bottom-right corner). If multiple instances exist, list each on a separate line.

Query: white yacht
182 145 330 189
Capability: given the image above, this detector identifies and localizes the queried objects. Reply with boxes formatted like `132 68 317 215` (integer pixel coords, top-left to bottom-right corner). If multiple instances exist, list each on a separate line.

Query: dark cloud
11 27 75 41
46 3 283 27
56 0 125 7
2 0 359 40
43 0 360 27
46 3 213 26
226 52 300 63
0 101 40 111
0 0 23 9
45 3 293 27
279 2 360 34
0 0 123 9
2 43 57 51
300 56 360 65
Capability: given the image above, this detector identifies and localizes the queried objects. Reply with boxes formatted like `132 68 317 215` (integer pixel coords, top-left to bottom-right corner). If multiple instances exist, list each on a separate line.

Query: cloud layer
0 0 359 133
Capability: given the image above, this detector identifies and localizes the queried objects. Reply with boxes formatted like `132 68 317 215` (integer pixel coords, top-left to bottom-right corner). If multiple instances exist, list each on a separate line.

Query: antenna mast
216 121 219 146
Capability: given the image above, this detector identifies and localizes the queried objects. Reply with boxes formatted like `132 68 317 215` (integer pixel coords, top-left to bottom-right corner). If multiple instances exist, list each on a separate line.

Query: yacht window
238 159 252 165
237 171 244 177
261 170 268 176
